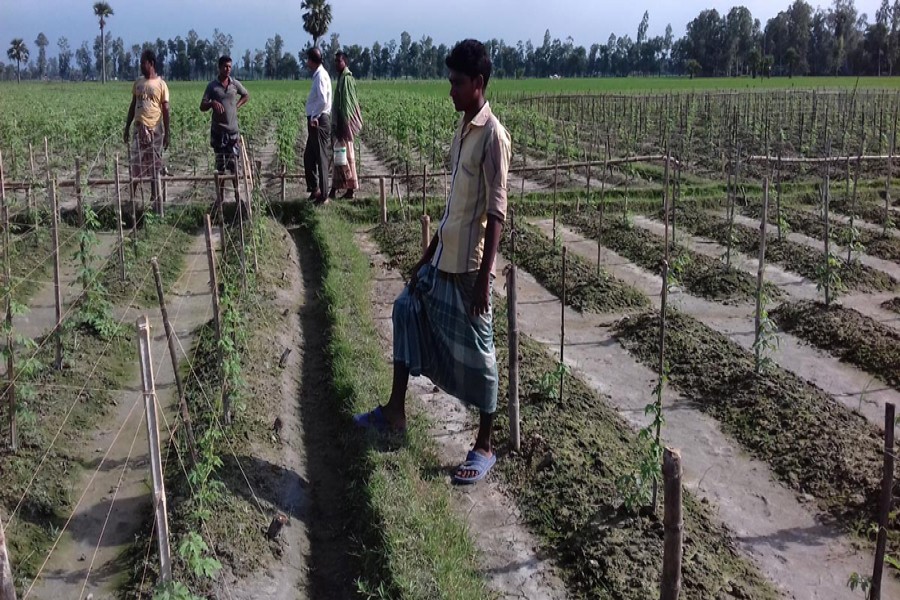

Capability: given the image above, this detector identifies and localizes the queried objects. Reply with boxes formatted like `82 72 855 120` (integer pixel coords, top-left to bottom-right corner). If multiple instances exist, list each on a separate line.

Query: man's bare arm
236 93 249 109
471 215 503 316
123 97 136 143
162 102 171 149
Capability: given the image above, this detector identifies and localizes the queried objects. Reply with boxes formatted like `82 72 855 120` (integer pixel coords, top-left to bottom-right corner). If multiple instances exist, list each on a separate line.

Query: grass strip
374 220 778 599
772 300 900 392
312 208 487 599
616 310 900 559
565 212 782 304
674 207 896 292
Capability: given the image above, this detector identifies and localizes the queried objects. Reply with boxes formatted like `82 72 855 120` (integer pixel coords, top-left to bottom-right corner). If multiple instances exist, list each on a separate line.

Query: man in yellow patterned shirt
355 40 511 485
123 49 170 204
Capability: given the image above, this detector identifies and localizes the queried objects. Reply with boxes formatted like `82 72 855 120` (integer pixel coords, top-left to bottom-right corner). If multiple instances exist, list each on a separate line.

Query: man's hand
123 127 130 144
310 118 319 129
212 100 225 114
408 262 423 289
470 273 491 317
163 132 170 150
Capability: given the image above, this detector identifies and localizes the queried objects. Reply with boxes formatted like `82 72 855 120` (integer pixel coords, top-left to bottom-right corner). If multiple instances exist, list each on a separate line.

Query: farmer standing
354 40 511 484
200 55 250 208
123 49 169 205
329 51 362 200
304 47 332 204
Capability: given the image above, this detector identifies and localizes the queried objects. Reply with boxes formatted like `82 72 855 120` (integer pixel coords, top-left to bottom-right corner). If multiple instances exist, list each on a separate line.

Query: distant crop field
364 75 900 96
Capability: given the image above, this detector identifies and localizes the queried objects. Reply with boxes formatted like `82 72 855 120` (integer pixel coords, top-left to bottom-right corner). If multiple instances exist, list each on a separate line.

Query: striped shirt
432 102 511 274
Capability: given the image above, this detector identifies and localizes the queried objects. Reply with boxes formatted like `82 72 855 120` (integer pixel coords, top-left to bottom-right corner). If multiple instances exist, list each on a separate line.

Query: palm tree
6 39 29 83
301 0 332 49
93 2 114 83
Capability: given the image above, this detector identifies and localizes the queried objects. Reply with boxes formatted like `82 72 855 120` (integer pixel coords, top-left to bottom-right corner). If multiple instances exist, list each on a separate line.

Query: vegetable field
1 77 900 599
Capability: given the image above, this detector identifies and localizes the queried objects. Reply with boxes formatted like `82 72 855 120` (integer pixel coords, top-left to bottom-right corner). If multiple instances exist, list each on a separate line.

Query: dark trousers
304 113 331 194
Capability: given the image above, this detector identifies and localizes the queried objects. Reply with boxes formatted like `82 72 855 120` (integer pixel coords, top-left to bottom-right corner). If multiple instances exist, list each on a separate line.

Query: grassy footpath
310 207 486 599
373 219 778 599
128 206 487 599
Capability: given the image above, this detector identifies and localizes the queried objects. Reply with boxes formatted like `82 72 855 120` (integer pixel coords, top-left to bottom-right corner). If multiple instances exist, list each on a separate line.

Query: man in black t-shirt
201 55 249 206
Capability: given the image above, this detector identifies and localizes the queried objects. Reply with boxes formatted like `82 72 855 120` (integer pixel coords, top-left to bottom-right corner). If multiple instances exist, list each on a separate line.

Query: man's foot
341 190 355 200
452 449 496 484
307 190 320 201
353 406 406 432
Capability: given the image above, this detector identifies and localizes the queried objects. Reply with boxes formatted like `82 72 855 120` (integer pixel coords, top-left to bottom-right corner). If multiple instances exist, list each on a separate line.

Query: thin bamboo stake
660 448 683 600
870 402 896 600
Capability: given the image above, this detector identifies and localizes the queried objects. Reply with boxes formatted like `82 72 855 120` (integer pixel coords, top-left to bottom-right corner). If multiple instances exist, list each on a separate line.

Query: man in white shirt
304 47 332 204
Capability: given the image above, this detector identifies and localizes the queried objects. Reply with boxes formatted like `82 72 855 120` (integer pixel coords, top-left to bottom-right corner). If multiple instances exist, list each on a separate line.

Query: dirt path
13 233 120 339
355 229 569 600
813 208 900 240
632 214 900 332
729 212 900 283
25 233 212 600
493 251 900 600
631 215 820 302
534 219 900 435
224 224 359 599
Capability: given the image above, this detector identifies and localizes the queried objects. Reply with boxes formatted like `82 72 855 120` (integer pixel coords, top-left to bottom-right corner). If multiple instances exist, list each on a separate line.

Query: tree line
5 0 900 82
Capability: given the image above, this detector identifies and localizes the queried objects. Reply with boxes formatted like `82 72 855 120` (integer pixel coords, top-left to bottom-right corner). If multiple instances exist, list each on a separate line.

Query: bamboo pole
660 448 683 600
824 141 833 307
507 244 521 451
75 157 84 227
559 246 566 403
49 180 63 371
848 134 865 264
203 215 227 423
379 177 387 224
0 151 15 452
0 512 15 600
870 402 896 600
135 316 173 584
754 180 770 374
150 258 198 468
114 155 126 281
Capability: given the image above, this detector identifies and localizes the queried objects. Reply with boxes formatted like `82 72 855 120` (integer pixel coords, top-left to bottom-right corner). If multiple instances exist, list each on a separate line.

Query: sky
0 0 886 59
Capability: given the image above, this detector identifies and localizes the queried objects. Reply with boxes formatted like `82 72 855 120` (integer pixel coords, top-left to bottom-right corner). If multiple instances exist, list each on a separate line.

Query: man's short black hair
218 55 232 68
445 39 492 90
335 51 348 63
140 49 156 68
307 47 322 65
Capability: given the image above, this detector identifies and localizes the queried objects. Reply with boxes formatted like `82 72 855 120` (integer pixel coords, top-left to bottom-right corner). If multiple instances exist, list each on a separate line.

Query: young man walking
201 55 249 208
304 47 332 204
329 51 363 200
355 40 511 484
123 49 170 205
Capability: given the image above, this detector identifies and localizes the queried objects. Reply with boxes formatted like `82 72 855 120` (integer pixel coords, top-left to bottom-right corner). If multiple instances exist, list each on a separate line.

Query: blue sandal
452 450 496 484
353 406 405 433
